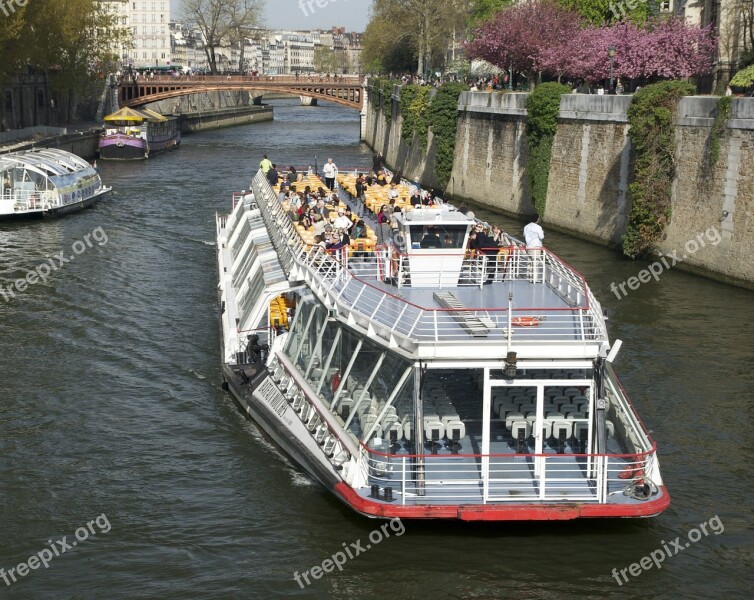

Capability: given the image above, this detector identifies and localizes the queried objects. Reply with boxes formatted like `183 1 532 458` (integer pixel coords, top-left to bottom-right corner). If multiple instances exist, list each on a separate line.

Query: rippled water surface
0 100 752 599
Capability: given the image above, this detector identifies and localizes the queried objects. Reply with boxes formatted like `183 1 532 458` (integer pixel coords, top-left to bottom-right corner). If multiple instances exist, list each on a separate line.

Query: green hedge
623 80 695 258
525 83 571 217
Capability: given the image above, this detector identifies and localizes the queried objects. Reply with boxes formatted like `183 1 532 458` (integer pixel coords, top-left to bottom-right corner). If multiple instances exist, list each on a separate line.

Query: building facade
129 0 172 68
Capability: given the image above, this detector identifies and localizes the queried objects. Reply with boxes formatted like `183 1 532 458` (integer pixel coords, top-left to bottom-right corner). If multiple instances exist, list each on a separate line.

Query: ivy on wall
525 82 571 217
398 84 431 149
709 95 732 165
427 83 469 188
623 80 695 258
368 77 395 122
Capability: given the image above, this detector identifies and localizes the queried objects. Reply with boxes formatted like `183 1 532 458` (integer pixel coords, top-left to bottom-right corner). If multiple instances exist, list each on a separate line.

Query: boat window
408 225 467 250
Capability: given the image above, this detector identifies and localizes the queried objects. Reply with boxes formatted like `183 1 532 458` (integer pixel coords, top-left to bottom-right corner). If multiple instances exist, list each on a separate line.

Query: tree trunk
238 31 246 73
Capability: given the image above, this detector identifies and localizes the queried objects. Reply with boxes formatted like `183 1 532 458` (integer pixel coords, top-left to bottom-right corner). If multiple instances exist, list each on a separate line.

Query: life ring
512 316 542 327
618 462 645 479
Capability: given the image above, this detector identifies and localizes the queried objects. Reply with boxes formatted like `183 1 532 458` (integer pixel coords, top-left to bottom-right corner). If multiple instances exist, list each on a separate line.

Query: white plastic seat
511 420 531 442
552 395 570 409
441 413 460 427
540 420 553 439
606 420 615 438
573 421 589 442
552 419 573 440
545 412 564 420
564 387 581 399
445 420 466 441
566 411 585 420
424 420 445 442
338 397 354 417
403 420 412 441
519 403 536 416
505 412 524 431
386 420 403 442
559 403 578 415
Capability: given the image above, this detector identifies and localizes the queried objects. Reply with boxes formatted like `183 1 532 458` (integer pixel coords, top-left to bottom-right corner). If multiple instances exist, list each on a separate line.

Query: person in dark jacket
267 164 280 186
372 152 384 173
469 225 500 284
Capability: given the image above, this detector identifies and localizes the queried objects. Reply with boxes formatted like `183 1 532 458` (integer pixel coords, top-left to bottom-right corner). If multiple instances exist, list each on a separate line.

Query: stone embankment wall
362 90 754 289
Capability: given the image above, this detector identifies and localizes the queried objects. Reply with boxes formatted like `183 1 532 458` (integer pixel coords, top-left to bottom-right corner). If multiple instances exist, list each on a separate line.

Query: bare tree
229 0 264 73
181 0 264 74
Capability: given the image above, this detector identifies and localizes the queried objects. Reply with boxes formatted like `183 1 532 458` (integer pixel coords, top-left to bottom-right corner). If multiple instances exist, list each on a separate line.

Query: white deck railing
363 448 655 505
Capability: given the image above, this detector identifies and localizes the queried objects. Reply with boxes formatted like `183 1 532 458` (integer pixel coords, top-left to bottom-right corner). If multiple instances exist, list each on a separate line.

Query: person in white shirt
523 214 544 247
323 158 338 191
332 208 353 231
523 214 545 281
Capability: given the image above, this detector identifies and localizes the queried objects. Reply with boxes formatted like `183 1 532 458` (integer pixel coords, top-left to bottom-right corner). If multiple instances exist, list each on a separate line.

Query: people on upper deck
372 151 384 173
314 199 330 219
333 208 353 231
523 213 545 248
288 166 298 183
323 158 338 190
267 163 280 186
259 155 272 174
352 219 367 239
377 204 392 244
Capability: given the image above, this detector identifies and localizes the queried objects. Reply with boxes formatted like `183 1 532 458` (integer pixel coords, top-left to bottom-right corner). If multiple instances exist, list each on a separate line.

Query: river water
0 99 751 599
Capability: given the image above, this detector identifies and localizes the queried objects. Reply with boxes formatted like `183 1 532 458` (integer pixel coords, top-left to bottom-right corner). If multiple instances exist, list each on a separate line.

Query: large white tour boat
0 149 111 220
215 169 670 521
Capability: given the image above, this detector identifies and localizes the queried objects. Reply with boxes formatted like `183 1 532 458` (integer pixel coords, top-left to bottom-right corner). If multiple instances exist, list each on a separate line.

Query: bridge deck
118 75 365 110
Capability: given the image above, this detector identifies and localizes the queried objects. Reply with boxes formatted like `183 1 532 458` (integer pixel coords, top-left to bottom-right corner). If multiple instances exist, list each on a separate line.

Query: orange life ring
618 462 645 479
511 317 541 327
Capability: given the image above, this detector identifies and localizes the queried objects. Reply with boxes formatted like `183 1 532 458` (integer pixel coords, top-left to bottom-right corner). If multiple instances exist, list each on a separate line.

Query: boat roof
104 107 151 123
0 148 92 177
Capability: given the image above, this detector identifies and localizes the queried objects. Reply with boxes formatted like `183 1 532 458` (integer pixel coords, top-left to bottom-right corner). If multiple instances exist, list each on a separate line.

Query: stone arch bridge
118 75 365 111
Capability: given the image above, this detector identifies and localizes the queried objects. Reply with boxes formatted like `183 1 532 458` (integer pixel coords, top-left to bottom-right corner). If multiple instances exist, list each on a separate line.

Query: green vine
399 84 430 148
427 82 468 189
380 78 394 122
525 82 571 217
709 95 732 165
624 80 695 258
368 77 395 122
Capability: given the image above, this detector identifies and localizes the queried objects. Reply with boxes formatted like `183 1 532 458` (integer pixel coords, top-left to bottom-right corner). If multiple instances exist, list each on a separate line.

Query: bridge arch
118 76 364 111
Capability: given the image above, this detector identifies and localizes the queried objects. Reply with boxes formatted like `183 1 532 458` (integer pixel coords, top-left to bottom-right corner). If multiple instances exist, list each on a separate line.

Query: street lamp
608 45 616 93
508 57 513 91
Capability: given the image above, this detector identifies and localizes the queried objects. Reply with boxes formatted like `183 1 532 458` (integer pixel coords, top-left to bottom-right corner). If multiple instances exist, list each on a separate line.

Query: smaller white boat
0 148 111 220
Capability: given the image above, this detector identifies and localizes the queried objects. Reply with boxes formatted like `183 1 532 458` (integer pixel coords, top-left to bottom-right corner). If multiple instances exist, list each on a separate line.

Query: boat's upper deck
223 173 608 360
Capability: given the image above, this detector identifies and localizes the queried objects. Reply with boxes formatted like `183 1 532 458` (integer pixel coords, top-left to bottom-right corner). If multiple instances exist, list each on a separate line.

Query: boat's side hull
222 364 343 493
333 482 671 521
0 189 111 222
98 129 180 161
